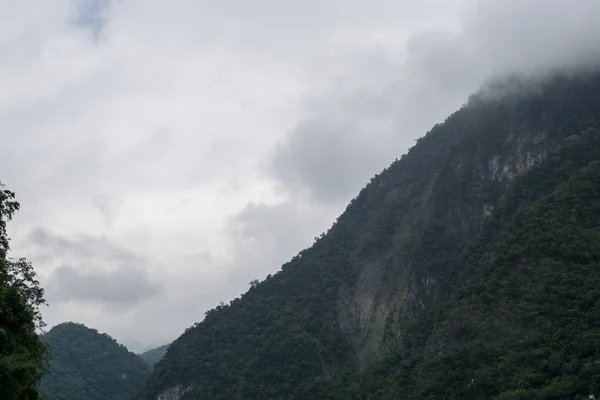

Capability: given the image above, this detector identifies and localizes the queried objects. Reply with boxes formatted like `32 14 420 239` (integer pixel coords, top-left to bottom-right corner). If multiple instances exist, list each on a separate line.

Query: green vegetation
0 184 49 400
137 72 600 399
139 344 169 368
39 322 151 400
415 158 600 400
359 145 600 399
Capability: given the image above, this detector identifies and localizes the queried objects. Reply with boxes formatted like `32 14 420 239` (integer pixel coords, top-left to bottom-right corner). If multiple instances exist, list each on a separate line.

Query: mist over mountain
139 344 170 368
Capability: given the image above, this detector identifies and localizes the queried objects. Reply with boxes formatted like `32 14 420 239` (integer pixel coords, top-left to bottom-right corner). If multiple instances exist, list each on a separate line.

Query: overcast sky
2 0 600 352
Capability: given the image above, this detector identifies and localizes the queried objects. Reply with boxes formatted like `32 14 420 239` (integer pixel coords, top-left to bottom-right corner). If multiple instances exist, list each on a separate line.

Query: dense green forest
39 322 151 400
0 184 48 400
139 344 169 368
137 72 600 399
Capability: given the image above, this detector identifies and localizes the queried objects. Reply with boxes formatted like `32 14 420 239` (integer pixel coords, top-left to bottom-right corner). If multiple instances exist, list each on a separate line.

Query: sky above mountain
2 0 600 351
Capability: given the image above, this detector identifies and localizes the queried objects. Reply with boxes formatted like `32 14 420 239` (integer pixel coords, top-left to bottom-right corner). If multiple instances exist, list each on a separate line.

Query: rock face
156 385 192 400
137 72 600 399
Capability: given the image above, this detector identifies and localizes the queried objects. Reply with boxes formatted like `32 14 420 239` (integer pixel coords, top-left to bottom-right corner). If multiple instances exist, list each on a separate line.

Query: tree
0 182 49 399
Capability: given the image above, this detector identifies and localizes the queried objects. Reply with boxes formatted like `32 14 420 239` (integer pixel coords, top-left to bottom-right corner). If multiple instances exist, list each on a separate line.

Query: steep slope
39 322 151 400
415 160 600 400
138 72 600 399
140 344 169 368
358 142 600 399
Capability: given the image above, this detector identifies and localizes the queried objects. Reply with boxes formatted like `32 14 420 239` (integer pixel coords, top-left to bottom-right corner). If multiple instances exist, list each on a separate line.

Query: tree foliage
0 183 49 399
39 322 151 400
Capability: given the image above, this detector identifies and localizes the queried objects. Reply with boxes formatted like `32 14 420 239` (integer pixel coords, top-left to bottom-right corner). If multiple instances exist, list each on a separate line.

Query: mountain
138 71 600 400
140 344 169 368
39 322 151 400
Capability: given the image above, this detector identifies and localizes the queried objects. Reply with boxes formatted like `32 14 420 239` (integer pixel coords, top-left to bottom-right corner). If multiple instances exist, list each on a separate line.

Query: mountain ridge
118 71 597 399
140 344 170 368
39 322 151 400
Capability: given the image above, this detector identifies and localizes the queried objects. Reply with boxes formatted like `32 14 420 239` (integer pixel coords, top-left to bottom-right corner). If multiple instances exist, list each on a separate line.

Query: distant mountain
140 344 169 368
39 322 151 400
137 71 600 399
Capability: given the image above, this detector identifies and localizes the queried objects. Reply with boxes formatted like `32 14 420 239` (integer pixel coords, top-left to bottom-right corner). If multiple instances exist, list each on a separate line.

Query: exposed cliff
137 71 600 399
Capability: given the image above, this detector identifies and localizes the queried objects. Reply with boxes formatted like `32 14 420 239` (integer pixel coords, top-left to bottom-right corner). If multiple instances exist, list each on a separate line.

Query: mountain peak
40 322 151 400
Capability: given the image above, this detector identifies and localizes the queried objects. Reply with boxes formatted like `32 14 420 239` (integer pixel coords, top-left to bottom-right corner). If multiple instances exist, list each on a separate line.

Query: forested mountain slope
140 344 169 368
39 322 151 400
138 72 600 400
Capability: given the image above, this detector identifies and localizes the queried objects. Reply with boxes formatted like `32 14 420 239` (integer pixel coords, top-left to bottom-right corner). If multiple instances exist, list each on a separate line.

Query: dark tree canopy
0 183 49 400
39 322 151 400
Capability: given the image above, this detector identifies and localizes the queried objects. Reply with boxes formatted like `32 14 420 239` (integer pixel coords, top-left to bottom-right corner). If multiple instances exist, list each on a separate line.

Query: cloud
27 229 163 308
224 200 335 283
265 37 462 204
29 228 139 264
73 0 113 37
3 0 600 351
46 264 161 308
270 116 399 204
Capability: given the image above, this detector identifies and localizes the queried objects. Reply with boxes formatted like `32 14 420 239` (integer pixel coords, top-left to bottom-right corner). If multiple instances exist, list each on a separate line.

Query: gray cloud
266 42 462 203
73 0 113 37
226 201 333 276
46 264 162 307
270 117 400 204
29 228 139 264
27 228 163 309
